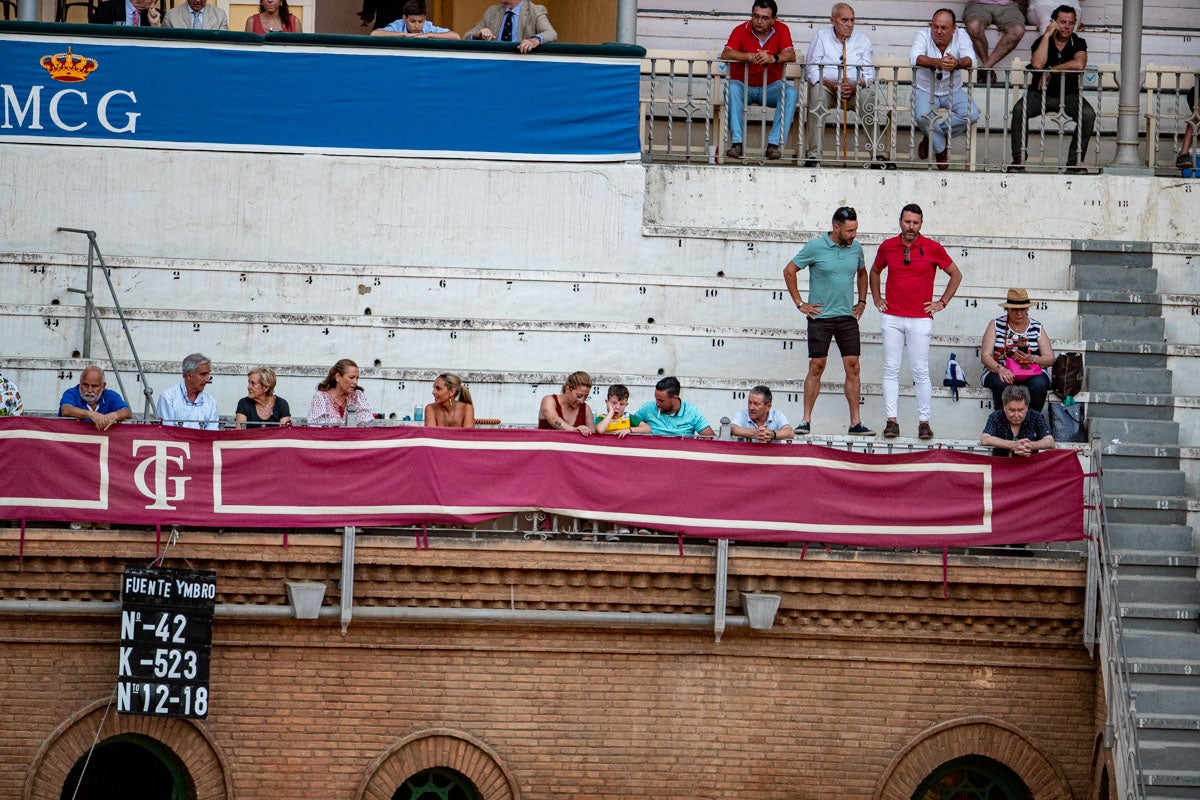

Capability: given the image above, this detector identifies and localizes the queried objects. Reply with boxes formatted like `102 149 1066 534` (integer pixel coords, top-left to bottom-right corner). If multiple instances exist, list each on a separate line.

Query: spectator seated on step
634 376 715 438
802 2 881 166
308 358 373 426
594 384 651 439
721 0 798 162
157 352 219 430
980 384 1055 457
979 288 1055 413
59 365 132 430
909 9 980 169
729 385 794 443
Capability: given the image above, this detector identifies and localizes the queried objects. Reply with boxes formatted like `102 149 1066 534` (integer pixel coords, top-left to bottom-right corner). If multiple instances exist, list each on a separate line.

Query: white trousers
881 313 933 421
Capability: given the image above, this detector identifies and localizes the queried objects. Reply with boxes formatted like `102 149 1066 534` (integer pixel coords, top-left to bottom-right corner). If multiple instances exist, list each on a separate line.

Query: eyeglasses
903 247 911 264
833 206 856 222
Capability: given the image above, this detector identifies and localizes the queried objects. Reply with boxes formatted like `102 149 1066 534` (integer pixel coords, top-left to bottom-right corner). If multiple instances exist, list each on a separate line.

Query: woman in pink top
246 0 300 32
308 359 372 426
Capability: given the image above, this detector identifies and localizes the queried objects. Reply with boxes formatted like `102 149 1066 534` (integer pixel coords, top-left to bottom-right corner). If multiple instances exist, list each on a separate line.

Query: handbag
1004 357 1044 380
1051 352 1084 398
1048 402 1087 443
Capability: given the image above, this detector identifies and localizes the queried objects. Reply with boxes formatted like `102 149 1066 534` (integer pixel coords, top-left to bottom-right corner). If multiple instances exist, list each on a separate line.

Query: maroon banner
0 418 1084 546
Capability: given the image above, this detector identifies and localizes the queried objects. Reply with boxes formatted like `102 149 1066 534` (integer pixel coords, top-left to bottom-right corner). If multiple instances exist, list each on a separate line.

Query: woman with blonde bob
308 359 373 426
537 371 595 435
424 372 475 428
235 366 292 429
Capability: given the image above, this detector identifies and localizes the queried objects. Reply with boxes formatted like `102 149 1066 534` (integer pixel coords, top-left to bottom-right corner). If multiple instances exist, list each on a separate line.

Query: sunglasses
833 206 857 222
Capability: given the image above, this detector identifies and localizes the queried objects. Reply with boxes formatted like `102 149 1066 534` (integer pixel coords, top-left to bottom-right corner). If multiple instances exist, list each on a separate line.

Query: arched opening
59 733 192 800
911 755 1031 800
392 767 480 800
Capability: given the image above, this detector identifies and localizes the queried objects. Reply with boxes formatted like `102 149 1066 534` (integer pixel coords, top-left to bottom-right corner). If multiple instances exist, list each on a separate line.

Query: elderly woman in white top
308 359 373 426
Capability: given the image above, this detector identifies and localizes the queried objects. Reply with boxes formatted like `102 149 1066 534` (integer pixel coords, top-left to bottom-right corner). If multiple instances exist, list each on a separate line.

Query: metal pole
17 0 38 21
713 538 729 642
1106 0 1148 171
616 0 636 44
340 525 356 635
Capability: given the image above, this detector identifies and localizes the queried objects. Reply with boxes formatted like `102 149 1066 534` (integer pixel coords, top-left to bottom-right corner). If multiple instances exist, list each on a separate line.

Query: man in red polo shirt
721 0 798 161
869 203 963 440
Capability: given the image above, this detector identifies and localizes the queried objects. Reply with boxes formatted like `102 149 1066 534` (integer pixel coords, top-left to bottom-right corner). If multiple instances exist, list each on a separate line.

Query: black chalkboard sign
116 567 216 719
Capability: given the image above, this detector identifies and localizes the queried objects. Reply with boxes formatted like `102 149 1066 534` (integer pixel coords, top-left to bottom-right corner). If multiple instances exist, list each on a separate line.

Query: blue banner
0 29 642 160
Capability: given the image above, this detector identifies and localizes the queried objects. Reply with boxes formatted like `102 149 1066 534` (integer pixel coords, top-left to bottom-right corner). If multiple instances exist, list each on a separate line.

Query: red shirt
724 20 794 85
872 234 954 318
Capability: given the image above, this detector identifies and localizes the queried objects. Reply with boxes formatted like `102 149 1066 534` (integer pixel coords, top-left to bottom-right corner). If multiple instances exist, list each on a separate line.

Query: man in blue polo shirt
635 376 715 438
59 365 132 430
783 206 873 436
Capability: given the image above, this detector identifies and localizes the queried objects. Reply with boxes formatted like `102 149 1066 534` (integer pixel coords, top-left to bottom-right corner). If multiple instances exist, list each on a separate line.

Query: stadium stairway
1079 241 1200 799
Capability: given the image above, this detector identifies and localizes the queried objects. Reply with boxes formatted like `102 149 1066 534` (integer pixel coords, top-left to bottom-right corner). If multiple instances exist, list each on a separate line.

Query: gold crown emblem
41 46 99 83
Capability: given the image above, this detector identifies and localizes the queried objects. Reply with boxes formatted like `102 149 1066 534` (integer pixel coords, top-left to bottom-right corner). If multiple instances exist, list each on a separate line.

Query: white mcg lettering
2 84 42 129
49 88 86 132
132 441 191 510
0 84 139 134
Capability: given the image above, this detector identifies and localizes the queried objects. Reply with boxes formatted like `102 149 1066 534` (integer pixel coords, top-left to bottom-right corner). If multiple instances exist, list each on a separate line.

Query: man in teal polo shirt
783 206 873 436
635 376 716 438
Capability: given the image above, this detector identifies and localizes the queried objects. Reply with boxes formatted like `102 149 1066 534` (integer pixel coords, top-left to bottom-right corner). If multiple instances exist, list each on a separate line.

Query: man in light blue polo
635 376 715 438
157 353 219 429
783 206 873 436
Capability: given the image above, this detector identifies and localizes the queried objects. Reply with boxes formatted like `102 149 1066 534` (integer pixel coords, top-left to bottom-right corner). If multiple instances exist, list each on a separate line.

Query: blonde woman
424 373 475 428
235 367 292 429
537 371 595 436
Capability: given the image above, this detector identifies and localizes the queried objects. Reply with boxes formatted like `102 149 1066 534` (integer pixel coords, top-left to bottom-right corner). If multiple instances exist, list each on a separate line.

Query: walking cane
840 40 848 160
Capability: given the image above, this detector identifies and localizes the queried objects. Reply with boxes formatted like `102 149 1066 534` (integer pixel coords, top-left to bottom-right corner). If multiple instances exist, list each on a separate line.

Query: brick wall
1 527 1101 800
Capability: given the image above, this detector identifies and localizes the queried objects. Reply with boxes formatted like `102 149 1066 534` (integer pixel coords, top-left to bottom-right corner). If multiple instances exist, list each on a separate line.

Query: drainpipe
341 525 355 634
714 538 729 642
17 0 37 20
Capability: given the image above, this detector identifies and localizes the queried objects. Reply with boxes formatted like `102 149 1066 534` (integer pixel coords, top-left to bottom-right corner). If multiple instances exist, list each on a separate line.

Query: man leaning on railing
1008 5 1095 173
720 0 799 161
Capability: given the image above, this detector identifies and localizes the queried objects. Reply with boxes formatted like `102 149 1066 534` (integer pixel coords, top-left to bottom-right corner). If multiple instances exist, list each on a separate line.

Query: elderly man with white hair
803 2 881 166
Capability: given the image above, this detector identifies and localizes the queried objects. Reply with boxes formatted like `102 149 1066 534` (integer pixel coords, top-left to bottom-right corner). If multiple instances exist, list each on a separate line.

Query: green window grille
911 755 1032 800
392 767 480 800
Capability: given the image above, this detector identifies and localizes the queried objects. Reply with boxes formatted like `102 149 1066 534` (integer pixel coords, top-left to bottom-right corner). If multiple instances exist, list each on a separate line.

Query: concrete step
1101 442 1181 472
1079 290 1163 317
1130 679 1200 716
1073 264 1159 293
1092 418 1181 446
1107 524 1196 552
1070 239 1154 270
1137 713 1200 731
1139 769 1200 789
1088 366 1173 394
1126 632 1200 662
1131 658 1200 677
1081 314 1167 342
1114 552 1200 568
1116 574 1200 608
1105 495 1189 526
1139 740 1200 772
1085 342 1168 369
1121 604 1200 624
1102 469 1187 496
1088 393 1177 421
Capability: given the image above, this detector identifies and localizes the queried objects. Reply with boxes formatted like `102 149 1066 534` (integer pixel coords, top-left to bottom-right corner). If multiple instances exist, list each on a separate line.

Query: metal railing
57 228 156 420
1083 435 1146 800
642 58 1197 173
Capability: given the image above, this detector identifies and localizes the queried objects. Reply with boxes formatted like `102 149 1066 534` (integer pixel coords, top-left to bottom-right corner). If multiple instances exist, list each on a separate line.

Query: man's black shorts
807 314 861 359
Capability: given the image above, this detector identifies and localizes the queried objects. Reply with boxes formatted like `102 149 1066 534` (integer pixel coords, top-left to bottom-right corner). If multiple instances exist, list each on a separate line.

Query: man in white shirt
909 9 980 169
803 3 880 166
157 353 219 430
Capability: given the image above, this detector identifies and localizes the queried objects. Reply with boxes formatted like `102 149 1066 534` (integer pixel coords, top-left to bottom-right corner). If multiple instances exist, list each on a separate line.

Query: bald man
59 365 132 430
